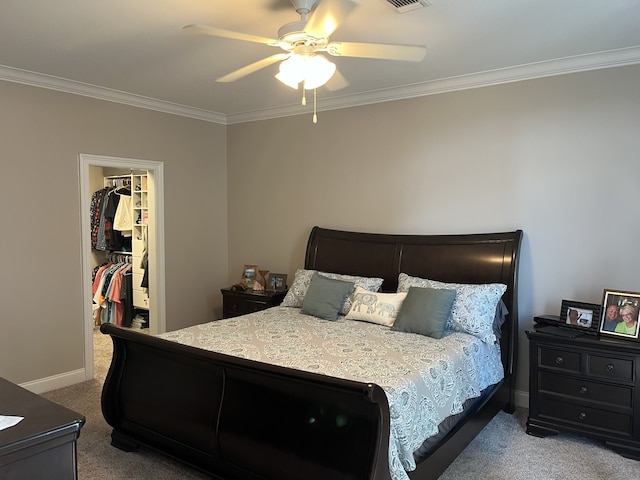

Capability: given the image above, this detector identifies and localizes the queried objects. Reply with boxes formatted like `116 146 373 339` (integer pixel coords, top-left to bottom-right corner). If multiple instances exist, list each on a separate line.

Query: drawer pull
579 386 588 395
607 363 615 372
555 356 564 365
578 412 587 421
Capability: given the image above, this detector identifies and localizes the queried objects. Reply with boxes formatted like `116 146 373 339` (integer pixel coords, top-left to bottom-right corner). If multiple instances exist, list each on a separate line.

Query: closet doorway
79 154 166 381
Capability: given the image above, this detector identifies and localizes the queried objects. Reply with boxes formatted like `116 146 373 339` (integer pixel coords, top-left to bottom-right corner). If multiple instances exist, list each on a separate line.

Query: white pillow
281 269 384 315
397 273 506 343
345 287 407 327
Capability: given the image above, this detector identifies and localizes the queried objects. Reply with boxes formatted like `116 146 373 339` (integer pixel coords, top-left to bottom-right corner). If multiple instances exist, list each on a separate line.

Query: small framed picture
599 289 640 340
267 273 287 292
241 264 258 286
559 300 601 332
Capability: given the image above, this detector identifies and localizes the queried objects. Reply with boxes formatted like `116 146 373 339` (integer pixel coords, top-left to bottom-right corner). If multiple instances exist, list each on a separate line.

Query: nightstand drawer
225 299 269 317
540 373 633 408
221 288 287 319
539 346 581 373
589 355 634 382
539 398 632 436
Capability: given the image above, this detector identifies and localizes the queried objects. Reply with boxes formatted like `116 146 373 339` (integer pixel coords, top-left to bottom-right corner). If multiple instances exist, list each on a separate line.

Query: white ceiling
1 0 639 124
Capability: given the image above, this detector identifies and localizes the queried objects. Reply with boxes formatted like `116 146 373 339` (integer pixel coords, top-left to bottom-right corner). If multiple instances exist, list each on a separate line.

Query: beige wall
227 65 640 396
0 81 228 385
2 64 639 396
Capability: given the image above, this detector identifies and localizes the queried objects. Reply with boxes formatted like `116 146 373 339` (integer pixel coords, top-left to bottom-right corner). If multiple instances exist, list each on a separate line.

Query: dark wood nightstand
221 287 287 319
526 323 640 459
0 377 85 479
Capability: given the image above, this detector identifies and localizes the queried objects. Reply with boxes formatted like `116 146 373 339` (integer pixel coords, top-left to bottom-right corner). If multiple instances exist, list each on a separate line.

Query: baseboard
514 388 529 409
19 368 86 394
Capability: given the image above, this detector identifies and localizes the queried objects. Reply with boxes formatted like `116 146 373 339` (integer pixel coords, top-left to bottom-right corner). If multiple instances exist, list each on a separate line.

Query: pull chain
312 89 318 124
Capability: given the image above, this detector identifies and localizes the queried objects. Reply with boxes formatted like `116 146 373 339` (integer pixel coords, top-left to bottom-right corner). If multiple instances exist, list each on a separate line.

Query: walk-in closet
89 167 152 330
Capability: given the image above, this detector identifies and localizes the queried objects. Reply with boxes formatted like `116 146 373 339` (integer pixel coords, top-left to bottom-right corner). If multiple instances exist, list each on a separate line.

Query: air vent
386 0 430 13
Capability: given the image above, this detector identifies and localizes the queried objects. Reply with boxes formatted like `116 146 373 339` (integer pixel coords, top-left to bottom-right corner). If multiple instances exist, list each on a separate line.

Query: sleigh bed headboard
305 226 523 409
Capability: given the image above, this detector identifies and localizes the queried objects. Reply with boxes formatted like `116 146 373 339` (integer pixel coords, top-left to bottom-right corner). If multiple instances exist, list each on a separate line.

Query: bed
101 226 523 480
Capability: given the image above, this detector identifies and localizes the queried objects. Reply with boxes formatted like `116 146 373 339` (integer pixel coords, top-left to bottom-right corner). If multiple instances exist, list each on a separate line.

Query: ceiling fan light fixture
275 55 307 88
302 55 336 90
275 54 336 90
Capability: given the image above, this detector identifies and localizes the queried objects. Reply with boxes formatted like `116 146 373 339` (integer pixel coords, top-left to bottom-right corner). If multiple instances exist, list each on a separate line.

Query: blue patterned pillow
397 273 506 343
281 269 384 315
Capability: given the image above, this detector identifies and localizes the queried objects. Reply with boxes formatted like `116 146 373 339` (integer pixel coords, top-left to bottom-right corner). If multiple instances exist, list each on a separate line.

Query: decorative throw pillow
391 287 456 338
345 287 408 327
301 272 355 321
281 269 384 315
397 273 507 343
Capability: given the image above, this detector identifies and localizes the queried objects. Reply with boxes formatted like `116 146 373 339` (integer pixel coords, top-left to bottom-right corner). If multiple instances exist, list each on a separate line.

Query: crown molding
226 46 640 124
2 46 640 126
0 65 227 124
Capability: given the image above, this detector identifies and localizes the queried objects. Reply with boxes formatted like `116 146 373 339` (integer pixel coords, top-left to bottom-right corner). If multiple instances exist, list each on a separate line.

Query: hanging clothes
90 187 109 250
92 260 133 326
113 188 133 237
91 186 131 252
140 226 149 294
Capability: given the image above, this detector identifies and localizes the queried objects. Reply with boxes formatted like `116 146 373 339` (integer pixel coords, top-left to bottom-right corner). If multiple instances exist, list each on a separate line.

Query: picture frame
559 300 601 333
241 264 258 286
599 289 640 340
267 273 287 292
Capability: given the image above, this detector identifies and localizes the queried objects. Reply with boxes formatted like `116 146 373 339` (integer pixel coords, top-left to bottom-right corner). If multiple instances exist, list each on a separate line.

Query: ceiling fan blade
304 0 357 39
324 68 349 91
326 41 426 62
183 24 277 46
217 54 290 83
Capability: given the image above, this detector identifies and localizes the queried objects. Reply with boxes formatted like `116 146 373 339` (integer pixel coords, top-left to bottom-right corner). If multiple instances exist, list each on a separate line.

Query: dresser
526 325 640 459
0 377 85 479
221 287 287 319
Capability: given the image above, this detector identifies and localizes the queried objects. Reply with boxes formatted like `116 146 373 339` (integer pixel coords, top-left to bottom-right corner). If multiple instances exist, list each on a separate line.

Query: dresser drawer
539 398 633 436
539 346 581 373
539 373 633 408
588 355 634 382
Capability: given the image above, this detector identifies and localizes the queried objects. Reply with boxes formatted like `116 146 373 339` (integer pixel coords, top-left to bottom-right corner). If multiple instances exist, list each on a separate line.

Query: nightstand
0 377 85 479
526 323 640 460
221 287 287 319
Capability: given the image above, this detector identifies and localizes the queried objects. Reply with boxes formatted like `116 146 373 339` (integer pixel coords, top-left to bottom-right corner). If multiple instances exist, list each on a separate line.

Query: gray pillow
391 287 456 338
301 272 355 321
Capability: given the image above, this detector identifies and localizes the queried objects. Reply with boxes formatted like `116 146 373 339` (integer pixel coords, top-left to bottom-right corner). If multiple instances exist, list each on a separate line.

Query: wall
227 65 640 398
0 80 228 386
2 64 638 396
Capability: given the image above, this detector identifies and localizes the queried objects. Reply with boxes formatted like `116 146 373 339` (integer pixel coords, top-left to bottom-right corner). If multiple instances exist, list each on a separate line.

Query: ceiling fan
183 0 427 92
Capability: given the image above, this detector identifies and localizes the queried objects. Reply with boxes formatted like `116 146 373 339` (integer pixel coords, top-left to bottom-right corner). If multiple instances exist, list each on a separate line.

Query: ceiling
1 0 639 124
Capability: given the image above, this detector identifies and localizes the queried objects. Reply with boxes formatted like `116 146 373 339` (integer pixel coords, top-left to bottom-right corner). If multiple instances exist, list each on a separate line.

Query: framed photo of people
599 289 640 340
559 300 601 333
267 273 287 292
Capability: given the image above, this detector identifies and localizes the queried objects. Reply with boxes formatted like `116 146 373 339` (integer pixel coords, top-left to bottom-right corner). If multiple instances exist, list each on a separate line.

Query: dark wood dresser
221 287 287 319
526 325 640 459
0 377 85 479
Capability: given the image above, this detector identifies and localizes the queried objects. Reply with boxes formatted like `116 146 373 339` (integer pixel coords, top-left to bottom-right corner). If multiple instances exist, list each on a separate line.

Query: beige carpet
40 328 639 479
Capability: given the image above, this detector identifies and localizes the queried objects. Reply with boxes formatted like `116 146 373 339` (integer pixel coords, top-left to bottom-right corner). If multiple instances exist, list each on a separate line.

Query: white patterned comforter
158 306 503 480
